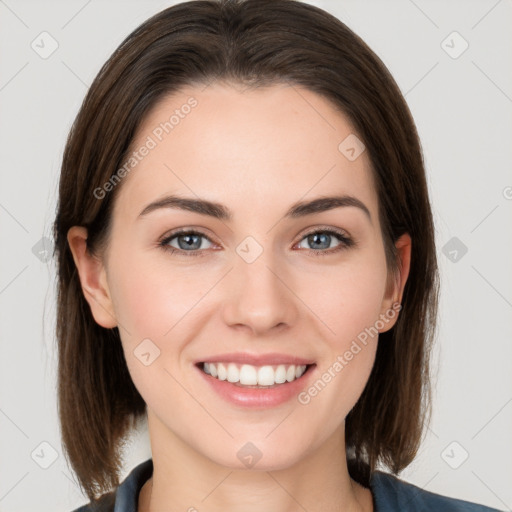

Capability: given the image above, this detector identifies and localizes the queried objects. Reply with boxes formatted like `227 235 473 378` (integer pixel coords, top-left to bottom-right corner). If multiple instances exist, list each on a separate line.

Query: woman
53 0 503 510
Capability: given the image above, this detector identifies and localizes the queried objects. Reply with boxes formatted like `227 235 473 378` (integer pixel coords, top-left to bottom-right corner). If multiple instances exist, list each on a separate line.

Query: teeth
202 362 308 386
217 363 227 381
240 364 258 385
227 363 239 383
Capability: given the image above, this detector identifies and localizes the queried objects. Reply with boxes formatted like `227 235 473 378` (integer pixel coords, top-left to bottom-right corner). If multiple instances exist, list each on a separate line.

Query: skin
68 81 411 512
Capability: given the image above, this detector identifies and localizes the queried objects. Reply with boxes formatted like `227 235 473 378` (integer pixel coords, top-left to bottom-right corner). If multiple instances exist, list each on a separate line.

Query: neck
138 411 373 512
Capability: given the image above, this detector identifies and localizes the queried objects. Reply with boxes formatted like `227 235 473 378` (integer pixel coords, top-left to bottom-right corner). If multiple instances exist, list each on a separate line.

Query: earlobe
379 233 412 332
66 226 118 329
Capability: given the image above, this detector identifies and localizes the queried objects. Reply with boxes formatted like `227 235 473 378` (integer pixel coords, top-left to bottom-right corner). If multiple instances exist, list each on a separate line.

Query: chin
195 435 310 472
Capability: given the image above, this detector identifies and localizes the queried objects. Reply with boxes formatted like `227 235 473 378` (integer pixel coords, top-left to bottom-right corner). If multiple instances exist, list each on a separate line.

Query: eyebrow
138 194 372 224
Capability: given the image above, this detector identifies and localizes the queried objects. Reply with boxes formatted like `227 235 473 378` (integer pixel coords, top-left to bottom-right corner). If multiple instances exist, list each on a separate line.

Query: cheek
108 250 209 341
304 254 389 347
300 250 387 408
300 266 384 432
107 253 202 412
107 251 217 398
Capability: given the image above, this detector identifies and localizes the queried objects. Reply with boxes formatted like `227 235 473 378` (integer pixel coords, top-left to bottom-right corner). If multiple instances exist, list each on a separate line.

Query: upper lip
196 352 315 366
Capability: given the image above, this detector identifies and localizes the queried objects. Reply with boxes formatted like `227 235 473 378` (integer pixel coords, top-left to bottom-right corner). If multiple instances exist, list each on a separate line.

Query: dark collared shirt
71 458 504 512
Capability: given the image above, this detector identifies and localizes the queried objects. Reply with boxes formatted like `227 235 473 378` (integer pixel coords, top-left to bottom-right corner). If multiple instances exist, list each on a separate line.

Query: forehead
113 82 379 226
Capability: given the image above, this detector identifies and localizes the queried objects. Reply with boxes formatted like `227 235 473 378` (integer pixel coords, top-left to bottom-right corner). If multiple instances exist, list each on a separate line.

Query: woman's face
71 82 409 470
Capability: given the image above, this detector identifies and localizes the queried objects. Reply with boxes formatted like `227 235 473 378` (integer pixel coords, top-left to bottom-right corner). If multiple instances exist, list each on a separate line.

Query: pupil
309 233 329 249
180 234 200 250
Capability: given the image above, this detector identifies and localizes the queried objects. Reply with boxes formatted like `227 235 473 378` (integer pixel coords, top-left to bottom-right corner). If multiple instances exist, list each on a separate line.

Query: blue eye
158 227 354 257
159 229 214 257
297 228 354 255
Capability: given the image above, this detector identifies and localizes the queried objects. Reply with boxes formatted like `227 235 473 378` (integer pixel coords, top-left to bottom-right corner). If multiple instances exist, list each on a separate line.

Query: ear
66 226 117 328
378 233 411 333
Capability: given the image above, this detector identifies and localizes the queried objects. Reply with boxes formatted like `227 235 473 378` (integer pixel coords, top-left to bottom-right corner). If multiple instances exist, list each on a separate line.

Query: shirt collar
112 458 391 511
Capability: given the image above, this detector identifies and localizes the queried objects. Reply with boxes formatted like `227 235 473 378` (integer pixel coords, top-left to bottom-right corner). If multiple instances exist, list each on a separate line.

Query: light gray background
0 0 511 511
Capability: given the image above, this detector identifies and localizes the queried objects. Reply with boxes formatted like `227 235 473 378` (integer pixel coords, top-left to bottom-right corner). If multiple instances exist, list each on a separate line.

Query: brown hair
53 0 440 506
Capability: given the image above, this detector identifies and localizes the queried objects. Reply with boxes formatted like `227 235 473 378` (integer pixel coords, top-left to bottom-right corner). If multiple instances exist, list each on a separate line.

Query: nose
221 248 300 337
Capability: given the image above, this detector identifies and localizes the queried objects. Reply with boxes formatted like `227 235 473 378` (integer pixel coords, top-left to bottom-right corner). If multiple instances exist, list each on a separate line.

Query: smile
200 362 311 387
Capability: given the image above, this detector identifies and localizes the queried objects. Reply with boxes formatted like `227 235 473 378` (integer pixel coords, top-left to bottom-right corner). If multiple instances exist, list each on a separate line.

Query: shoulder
370 471 505 512
69 458 153 512
69 491 116 512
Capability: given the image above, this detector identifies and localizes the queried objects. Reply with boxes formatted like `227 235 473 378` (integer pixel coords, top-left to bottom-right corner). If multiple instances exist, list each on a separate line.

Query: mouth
194 361 316 388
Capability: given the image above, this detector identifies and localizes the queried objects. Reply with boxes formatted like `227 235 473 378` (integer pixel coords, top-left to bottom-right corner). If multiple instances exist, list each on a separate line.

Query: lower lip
195 364 316 409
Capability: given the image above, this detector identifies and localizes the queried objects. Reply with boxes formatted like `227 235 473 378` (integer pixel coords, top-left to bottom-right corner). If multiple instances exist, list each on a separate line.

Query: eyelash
158 227 355 258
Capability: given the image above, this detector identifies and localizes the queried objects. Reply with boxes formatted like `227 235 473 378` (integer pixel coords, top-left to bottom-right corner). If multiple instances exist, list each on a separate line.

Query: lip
194 361 317 409
195 352 315 366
